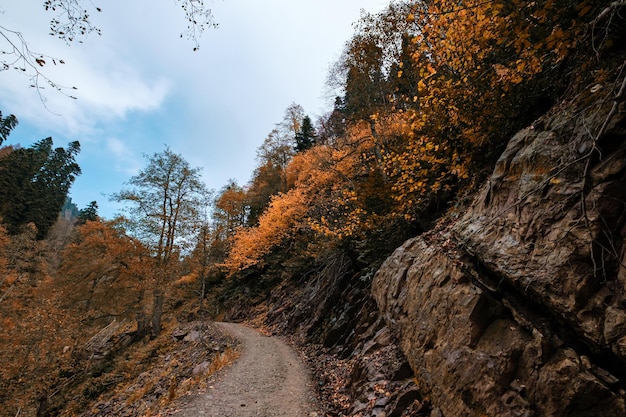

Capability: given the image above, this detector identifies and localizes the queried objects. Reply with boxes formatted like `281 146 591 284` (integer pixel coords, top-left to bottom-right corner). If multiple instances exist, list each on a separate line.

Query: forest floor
161 322 321 417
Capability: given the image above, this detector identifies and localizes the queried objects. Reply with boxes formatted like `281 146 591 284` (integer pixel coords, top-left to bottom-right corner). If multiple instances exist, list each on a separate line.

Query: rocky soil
72 320 238 417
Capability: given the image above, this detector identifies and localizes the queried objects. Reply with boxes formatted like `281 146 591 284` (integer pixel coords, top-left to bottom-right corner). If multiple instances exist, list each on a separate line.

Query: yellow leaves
546 26 566 49
419 63 437 79
222 0 595 275
545 25 575 62
417 79 427 93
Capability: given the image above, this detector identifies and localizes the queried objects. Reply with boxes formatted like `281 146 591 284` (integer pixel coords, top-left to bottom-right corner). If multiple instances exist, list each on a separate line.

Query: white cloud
105 136 143 175
0 0 171 137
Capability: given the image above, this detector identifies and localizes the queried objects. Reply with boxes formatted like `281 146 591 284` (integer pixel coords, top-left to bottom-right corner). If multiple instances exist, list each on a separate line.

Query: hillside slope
219 59 626 416
373 70 626 415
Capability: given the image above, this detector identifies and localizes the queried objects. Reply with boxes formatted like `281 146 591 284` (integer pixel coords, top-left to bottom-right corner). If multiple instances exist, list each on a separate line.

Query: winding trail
167 322 320 417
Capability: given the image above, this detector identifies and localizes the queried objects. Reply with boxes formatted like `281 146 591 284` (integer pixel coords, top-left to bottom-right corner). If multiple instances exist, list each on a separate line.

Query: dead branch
592 1 626 57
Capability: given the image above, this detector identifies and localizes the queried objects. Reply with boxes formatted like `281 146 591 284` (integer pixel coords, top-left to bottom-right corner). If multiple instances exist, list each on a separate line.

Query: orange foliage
0 226 73 417
57 220 151 325
223 0 608 275
224 122 397 274
376 0 596 219
213 182 248 240
223 187 310 272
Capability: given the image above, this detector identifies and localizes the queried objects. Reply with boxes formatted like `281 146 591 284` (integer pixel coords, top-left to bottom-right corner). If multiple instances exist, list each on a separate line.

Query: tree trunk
150 288 164 339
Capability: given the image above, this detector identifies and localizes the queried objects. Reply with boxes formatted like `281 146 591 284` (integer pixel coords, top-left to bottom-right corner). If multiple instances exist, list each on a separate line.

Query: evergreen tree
0 112 18 146
294 116 316 152
77 201 99 224
0 138 81 239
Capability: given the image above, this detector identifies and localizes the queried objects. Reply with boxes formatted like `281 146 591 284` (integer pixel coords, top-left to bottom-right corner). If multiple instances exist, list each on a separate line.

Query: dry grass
206 346 239 377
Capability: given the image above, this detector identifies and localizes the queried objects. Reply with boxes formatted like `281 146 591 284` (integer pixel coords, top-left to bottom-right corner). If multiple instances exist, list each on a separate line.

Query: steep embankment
373 71 626 416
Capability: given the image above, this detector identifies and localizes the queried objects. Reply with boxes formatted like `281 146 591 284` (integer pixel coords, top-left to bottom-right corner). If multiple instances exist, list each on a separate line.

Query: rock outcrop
373 79 626 416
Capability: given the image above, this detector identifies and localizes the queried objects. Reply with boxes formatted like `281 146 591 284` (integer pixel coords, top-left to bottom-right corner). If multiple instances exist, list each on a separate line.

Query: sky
0 0 389 219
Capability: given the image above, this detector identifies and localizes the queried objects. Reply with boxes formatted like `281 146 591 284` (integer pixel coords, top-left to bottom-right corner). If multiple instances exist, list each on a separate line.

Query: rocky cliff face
373 78 626 416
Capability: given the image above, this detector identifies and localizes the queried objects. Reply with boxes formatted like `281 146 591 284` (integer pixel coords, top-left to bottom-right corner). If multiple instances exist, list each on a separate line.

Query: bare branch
592 1 626 57
43 0 102 43
0 24 78 113
1 0 217 110
176 0 218 51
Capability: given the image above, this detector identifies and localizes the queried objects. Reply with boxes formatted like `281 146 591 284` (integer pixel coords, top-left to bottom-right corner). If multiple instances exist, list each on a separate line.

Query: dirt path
165 322 320 417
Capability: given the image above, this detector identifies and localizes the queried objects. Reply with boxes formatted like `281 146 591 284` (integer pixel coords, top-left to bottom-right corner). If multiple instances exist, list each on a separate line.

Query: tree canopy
217 0 624 276
0 136 81 239
112 147 209 266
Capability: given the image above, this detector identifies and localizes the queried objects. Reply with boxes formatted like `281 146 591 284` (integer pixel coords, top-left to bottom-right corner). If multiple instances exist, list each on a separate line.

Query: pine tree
77 201 99 224
0 112 18 146
0 138 81 239
294 116 316 152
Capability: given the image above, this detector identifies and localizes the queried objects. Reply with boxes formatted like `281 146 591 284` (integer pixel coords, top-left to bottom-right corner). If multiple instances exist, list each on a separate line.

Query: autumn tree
213 180 248 240
181 222 213 303
223 186 311 273
57 220 150 328
0 223 69 417
112 147 209 336
177 189 223 306
255 128 293 192
342 34 387 122
242 103 314 226
256 103 306 172
318 0 612 225
333 3 415 125
280 102 306 140
225 120 402 275
246 162 284 226
223 0 623 280
0 218 151 416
